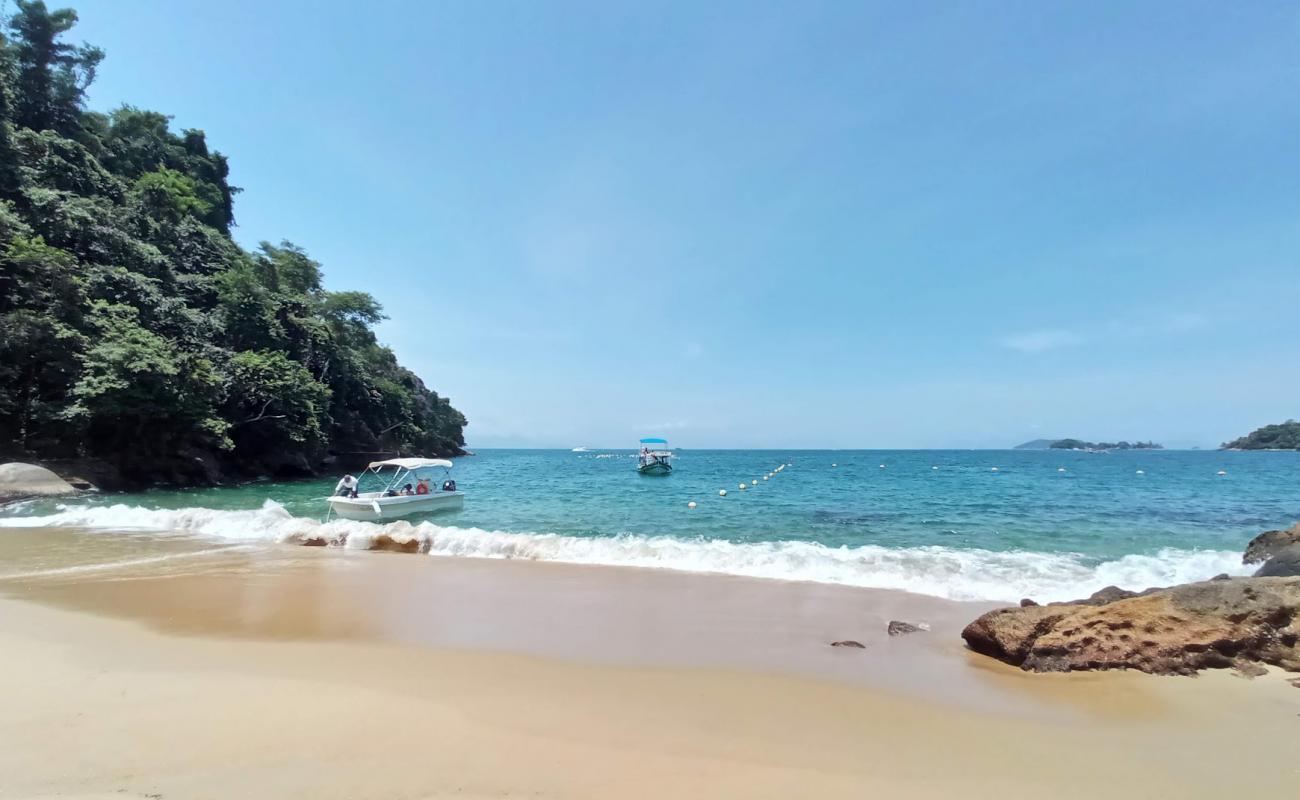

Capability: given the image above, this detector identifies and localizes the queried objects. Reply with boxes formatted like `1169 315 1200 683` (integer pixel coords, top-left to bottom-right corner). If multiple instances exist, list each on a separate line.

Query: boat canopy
639 438 668 444
366 458 454 471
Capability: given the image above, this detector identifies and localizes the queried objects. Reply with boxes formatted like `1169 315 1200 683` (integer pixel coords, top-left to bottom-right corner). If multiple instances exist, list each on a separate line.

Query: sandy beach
1 531 1298 799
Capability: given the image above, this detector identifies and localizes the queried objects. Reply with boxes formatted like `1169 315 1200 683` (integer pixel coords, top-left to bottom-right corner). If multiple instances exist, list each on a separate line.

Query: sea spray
0 501 1252 603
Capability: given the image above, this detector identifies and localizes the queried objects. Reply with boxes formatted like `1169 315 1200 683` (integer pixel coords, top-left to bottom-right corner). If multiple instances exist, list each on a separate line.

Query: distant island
1014 439 1163 451
0 2 466 488
1221 420 1300 451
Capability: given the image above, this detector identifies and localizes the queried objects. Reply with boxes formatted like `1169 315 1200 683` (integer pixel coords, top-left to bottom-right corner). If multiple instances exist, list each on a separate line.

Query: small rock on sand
830 640 865 649
886 620 929 636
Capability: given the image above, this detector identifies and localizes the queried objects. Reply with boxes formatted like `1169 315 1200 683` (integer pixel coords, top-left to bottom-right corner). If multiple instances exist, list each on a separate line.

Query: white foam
0 501 1253 603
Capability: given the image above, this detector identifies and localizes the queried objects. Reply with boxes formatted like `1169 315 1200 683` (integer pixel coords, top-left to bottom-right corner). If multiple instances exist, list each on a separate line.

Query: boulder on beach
961 577 1300 676
0 462 78 501
830 640 865 649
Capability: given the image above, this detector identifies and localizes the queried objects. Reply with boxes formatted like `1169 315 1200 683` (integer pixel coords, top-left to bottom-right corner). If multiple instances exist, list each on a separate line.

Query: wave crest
0 501 1252 602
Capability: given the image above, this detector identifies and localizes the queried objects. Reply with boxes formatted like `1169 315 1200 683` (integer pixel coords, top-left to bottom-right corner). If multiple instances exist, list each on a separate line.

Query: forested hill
1221 421 1300 451
0 1 465 487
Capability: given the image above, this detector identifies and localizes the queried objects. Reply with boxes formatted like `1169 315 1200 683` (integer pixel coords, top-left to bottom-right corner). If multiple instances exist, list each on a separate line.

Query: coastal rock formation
1255 548 1300 578
961 577 1300 675
1242 523 1300 577
1242 523 1300 564
0 463 79 502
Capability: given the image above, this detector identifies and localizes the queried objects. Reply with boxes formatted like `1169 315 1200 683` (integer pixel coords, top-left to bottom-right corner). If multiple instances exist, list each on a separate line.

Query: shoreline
2 546 1299 798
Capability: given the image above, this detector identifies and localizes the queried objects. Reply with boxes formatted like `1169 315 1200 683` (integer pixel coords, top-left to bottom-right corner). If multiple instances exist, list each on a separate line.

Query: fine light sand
1 531 1298 798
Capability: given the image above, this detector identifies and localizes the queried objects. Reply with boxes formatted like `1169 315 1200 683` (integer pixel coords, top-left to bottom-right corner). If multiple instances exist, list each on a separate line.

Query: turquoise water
4 449 1298 602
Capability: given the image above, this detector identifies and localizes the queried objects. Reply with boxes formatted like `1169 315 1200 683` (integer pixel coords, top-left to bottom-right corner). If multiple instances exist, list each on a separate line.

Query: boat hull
637 463 673 476
326 491 464 521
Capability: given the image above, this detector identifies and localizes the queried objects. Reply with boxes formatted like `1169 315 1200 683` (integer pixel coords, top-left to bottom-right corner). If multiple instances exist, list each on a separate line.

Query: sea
2 449 1297 603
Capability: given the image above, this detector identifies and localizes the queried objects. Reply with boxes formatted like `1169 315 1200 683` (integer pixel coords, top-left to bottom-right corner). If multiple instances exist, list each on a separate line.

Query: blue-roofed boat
637 438 674 475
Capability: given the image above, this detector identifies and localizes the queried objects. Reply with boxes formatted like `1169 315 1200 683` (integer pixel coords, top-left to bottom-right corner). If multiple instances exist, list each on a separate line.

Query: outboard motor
442 479 457 492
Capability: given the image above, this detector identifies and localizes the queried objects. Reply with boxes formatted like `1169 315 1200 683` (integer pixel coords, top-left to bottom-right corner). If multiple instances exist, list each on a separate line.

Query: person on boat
400 483 414 496
334 474 359 498
415 478 430 495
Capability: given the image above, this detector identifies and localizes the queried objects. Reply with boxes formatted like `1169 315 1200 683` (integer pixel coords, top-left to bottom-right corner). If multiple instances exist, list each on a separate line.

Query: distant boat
637 437 674 476
572 446 590 452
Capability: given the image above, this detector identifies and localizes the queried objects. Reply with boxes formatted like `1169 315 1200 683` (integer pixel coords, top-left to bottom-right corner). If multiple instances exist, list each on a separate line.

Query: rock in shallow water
830 640 866 649
961 577 1300 675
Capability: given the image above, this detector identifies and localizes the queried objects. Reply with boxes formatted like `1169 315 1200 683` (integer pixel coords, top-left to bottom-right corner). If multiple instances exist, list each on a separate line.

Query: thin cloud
997 329 1085 354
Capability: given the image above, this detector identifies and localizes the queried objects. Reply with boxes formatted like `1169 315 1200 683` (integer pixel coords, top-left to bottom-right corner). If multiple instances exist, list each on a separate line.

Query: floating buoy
879 464 885 469
719 489 727 497
991 467 999 472
763 475 769 481
932 465 939 470
832 463 837 467
1217 470 1227 476
739 483 747 490
1136 470 1144 475
688 501 697 509
1058 468 1066 473
751 479 758 486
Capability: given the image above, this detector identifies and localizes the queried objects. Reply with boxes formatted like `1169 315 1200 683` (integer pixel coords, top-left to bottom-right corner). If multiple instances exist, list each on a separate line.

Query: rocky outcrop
0 462 80 503
961 577 1300 675
1242 523 1300 578
1243 523 1300 564
1255 548 1300 578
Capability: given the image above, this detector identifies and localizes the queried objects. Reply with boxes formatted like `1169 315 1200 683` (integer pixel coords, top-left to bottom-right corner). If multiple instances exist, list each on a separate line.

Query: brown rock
961 577 1300 675
1232 659 1268 679
830 640 865 649
1243 523 1300 565
1019 598 1039 607
1081 585 1141 605
887 620 929 636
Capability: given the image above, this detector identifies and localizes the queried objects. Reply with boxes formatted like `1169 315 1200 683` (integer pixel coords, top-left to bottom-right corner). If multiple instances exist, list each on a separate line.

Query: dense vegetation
0 2 465 485
1221 421 1300 451
1048 440 1162 451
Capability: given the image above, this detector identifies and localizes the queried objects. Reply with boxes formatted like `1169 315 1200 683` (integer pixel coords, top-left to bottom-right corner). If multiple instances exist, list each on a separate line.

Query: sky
62 0 1300 448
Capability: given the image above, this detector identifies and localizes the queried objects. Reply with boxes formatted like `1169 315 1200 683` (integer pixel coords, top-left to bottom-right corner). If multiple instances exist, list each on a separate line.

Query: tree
68 302 227 460
224 349 330 457
7 0 102 135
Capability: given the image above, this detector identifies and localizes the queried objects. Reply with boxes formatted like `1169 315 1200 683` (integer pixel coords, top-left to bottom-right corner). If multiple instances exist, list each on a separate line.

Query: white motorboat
326 458 464 522
637 437 674 475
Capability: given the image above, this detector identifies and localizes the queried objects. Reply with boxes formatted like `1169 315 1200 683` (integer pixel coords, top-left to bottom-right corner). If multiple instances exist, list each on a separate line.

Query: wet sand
1 529 1298 798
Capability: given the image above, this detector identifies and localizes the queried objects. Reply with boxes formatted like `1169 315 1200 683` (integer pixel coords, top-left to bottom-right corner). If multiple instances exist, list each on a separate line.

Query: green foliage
0 4 466 483
225 350 330 451
7 1 102 135
1221 421 1300 451
1048 439 1163 451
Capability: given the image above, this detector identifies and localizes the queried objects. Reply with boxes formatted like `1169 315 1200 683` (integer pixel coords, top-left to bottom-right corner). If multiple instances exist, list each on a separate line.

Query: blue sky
67 1 1300 448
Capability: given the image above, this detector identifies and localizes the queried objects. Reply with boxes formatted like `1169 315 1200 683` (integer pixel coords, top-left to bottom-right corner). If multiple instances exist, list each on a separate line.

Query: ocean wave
0 501 1253 603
